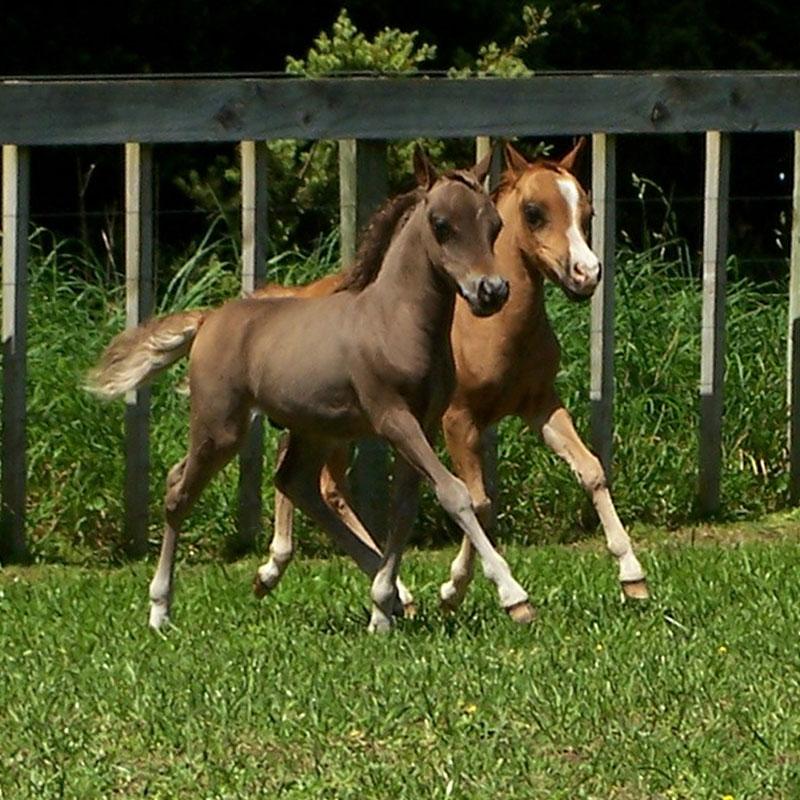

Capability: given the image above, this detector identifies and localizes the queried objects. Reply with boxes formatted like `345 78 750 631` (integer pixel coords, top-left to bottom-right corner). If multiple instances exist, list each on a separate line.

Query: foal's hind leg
439 408 496 613
149 412 250 629
256 438 415 610
254 433 296 596
320 445 416 613
368 455 421 633
530 395 649 599
274 435 385 601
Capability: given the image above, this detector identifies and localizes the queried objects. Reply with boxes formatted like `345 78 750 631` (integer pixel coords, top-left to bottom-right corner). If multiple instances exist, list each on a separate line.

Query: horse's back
251 272 343 300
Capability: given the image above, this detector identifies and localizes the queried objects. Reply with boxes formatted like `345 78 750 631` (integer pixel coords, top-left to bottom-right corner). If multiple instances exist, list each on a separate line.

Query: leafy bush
174 4 598 253
176 10 443 253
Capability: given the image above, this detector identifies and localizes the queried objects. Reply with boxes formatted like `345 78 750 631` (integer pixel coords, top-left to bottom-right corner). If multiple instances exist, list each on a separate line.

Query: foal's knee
580 455 607 495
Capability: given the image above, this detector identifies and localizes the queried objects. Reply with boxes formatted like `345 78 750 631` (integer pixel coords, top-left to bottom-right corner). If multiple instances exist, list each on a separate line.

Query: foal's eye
431 216 451 242
524 202 546 229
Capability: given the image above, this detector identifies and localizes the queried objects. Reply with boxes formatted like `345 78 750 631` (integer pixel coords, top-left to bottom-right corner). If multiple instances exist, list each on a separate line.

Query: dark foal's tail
84 310 206 400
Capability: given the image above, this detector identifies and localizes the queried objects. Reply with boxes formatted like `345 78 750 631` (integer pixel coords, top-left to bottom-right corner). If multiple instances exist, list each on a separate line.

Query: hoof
439 580 464 616
368 614 393 635
403 602 418 619
621 579 650 601
439 596 460 616
252 573 269 599
506 601 537 625
439 595 463 617
148 603 170 631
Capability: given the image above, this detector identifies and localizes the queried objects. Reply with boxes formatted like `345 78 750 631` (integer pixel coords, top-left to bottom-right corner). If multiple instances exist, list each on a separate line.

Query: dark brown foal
87 148 536 632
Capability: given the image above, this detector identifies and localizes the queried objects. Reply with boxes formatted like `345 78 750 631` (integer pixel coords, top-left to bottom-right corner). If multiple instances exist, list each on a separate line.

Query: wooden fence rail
1 72 799 562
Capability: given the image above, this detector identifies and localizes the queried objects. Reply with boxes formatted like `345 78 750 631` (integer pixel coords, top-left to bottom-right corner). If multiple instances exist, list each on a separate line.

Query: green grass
2 524 799 798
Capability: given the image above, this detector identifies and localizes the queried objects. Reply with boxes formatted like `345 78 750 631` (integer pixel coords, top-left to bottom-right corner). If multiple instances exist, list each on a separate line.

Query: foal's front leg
380 409 534 624
531 397 649 599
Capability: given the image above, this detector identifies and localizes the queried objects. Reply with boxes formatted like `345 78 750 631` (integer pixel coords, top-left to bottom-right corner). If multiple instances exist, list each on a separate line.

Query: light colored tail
85 310 206 400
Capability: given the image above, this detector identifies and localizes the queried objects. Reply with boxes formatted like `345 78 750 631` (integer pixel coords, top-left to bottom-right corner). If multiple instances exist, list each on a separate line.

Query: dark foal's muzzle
460 275 510 317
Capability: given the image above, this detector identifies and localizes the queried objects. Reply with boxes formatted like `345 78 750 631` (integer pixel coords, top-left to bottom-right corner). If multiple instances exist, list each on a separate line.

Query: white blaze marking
557 177 600 279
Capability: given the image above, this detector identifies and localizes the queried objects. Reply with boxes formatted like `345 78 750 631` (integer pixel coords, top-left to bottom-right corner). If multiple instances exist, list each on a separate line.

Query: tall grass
10 224 791 564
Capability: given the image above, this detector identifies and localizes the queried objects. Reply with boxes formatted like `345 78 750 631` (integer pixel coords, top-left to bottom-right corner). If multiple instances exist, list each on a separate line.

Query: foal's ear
413 145 438 189
504 142 530 176
471 147 494 185
558 136 588 174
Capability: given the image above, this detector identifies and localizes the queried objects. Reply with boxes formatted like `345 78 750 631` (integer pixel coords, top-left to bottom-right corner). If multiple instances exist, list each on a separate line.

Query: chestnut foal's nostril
571 263 591 284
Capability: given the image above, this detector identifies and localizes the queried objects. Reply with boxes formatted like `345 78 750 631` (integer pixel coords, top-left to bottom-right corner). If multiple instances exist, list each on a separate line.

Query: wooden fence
2 72 800 562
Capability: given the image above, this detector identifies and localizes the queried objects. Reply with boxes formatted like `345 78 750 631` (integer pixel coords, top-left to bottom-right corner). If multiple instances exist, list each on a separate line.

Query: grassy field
2 519 799 799
4 225 798 796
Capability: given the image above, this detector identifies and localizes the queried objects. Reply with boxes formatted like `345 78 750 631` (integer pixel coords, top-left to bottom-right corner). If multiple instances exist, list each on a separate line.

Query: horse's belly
254 370 369 439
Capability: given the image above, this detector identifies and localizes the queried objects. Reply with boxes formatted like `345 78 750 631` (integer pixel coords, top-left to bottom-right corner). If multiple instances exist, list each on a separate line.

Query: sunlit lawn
2 524 799 799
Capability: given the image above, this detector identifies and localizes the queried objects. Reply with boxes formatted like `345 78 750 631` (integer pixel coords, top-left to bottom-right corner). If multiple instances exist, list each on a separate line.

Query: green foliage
171 4 606 254
285 8 436 75
175 9 442 253
2 534 799 797
449 2 599 77
176 4 613 253
452 4 550 78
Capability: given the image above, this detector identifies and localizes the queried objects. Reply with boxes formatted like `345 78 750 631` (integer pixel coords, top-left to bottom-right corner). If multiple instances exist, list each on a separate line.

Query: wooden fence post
475 136 505 506
236 140 269 553
590 133 616 478
1 145 30 563
698 131 731 516
339 139 389 540
123 143 154 557
788 131 800 504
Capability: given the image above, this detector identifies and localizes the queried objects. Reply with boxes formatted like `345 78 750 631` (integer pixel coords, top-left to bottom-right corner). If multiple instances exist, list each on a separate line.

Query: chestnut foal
87 149 536 632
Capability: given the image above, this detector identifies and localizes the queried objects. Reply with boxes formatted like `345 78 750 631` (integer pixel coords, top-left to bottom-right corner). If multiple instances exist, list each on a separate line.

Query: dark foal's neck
367 201 457 339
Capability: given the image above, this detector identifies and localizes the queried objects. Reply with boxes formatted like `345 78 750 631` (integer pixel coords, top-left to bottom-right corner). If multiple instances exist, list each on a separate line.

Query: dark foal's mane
336 187 425 293
337 169 482 294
